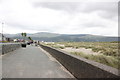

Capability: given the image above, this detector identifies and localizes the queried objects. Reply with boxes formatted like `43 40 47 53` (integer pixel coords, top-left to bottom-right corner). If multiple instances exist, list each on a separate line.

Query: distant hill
4 32 119 42
4 32 60 38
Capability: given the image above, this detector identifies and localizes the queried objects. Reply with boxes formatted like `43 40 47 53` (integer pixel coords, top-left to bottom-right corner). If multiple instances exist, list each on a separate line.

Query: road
2 45 74 78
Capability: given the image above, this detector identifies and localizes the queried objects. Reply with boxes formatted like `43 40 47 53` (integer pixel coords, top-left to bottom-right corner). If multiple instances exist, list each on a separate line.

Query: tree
28 36 32 41
24 33 27 37
21 32 23 40
21 32 27 42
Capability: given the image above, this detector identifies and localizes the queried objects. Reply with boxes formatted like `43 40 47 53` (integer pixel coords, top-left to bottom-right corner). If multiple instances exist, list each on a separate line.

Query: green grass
0 41 9 43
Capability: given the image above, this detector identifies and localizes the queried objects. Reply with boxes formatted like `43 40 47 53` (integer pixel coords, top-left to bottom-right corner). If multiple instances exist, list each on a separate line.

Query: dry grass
42 42 119 69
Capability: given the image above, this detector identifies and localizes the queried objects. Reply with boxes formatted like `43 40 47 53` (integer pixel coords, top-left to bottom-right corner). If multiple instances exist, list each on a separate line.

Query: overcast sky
0 0 119 36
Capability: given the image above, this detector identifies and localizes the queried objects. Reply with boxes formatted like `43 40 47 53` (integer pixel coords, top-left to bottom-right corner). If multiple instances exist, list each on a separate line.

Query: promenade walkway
2 45 74 78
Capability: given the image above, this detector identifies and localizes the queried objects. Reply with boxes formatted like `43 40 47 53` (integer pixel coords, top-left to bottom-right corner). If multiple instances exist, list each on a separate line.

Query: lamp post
2 22 4 42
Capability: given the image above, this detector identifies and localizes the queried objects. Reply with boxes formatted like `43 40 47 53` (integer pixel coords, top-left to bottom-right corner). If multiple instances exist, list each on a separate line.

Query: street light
2 22 4 42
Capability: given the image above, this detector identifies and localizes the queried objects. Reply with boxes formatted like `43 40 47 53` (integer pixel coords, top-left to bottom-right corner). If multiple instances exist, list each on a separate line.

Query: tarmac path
2 45 74 78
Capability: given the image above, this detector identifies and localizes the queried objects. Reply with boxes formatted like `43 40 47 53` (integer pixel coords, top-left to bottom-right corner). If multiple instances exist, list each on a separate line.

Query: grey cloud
83 22 106 28
82 2 117 12
118 1 120 15
0 0 4 4
33 2 82 13
97 11 117 20
0 0 118 36
5 22 31 30
84 2 118 19
33 2 117 13
117 2 120 37
33 2 117 19
5 22 60 32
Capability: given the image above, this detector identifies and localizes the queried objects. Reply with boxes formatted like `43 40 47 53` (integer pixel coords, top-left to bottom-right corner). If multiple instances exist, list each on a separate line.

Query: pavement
2 45 74 78
0 44 2 79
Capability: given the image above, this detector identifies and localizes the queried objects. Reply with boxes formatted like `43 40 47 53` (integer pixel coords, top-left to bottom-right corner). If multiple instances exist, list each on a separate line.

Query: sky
0 0 119 36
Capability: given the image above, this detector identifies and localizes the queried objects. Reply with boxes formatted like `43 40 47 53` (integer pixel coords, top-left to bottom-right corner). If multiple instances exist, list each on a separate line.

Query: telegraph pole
2 22 4 42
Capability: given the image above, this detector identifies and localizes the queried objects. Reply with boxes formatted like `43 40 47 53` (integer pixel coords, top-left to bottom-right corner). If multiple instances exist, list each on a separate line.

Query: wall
40 44 119 78
2 43 21 55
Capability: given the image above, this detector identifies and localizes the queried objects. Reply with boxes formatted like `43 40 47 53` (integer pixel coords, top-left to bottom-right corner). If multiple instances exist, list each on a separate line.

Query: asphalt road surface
2 45 74 78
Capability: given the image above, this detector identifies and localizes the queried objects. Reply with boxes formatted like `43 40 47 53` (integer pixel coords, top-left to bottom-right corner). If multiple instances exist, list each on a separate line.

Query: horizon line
1 32 118 37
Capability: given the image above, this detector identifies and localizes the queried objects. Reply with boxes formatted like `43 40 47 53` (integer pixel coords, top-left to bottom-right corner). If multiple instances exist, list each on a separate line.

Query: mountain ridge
4 32 119 42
